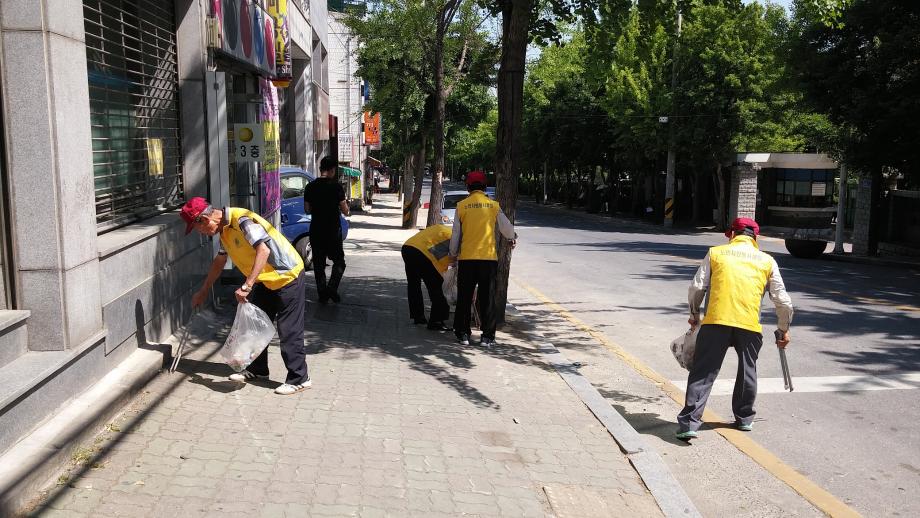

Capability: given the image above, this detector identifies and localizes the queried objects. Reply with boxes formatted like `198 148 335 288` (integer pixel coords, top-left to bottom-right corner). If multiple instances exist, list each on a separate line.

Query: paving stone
22 198 663 518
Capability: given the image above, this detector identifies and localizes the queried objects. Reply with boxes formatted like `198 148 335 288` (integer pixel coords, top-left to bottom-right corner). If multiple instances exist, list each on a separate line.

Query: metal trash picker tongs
169 306 200 374
774 329 793 392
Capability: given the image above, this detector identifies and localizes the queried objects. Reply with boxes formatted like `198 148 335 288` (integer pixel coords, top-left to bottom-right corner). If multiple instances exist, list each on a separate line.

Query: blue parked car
279 166 349 270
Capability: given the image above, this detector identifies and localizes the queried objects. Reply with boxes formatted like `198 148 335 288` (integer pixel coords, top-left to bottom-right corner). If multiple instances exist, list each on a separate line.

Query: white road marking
671 372 920 395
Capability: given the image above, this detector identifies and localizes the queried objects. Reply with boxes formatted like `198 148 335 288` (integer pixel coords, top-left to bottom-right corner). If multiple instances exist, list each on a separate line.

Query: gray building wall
0 0 213 455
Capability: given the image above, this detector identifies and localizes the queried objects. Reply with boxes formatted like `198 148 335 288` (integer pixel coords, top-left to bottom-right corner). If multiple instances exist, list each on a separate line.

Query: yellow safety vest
702 235 774 333
457 191 500 261
220 208 304 290
405 224 453 273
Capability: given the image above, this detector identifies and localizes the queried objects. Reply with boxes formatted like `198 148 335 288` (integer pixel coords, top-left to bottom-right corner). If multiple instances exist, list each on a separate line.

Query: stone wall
729 165 758 222
851 174 874 256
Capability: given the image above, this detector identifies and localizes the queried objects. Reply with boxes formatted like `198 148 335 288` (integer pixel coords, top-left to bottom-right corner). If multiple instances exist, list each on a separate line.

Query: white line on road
671 372 920 395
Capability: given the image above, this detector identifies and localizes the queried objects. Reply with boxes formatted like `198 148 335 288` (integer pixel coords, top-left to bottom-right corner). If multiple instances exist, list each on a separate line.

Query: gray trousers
677 324 763 431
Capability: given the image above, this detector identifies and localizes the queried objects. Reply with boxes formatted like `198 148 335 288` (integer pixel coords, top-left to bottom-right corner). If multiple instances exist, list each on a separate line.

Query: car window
443 194 466 209
281 175 307 199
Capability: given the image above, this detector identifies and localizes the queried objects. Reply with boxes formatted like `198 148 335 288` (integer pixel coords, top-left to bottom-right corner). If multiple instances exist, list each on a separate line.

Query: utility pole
345 36 352 165
834 164 847 253
663 10 682 228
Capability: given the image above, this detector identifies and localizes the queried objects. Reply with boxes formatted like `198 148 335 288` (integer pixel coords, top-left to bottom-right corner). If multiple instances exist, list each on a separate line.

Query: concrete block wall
729 165 758 222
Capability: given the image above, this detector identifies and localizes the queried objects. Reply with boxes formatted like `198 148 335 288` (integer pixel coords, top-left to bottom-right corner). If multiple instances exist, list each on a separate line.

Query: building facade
0 0 329 471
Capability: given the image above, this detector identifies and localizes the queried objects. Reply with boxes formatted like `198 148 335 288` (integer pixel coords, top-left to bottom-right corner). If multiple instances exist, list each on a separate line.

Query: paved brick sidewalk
25 195 663 517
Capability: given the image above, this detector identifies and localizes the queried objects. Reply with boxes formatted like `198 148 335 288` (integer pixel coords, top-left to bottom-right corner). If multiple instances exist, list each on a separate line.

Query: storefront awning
366 156 383 168
339 166 362 178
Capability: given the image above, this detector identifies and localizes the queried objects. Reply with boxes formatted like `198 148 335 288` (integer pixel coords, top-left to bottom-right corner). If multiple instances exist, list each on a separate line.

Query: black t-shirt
304 177 345 239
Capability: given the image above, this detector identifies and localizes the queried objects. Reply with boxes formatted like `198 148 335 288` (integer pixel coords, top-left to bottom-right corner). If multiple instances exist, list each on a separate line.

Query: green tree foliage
449 106 497 173
347 0 496 227
790 0 920 182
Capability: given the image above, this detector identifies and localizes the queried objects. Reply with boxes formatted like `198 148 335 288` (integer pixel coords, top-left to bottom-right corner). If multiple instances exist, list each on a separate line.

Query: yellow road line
513 277 862 518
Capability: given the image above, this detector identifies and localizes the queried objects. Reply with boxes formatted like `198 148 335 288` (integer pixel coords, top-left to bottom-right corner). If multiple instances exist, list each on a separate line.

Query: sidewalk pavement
23 194 667 517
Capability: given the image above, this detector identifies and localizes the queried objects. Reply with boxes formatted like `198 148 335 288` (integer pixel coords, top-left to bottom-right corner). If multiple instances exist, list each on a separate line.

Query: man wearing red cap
180 197 310 395
676 217 794 440
448 171 517 347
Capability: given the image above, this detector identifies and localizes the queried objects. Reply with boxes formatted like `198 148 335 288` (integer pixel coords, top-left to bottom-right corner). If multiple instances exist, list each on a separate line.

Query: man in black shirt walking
304 156 350 303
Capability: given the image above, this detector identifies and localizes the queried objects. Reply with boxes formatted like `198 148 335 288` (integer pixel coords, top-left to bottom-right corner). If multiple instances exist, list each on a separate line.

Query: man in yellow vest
402 224 453 330
676 217 794 440
449 171 517 347
180 197 310 395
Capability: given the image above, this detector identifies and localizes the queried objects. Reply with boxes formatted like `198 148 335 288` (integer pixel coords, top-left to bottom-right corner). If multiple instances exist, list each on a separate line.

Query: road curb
0 310 221 517
505 303 702 518
821 251 920 270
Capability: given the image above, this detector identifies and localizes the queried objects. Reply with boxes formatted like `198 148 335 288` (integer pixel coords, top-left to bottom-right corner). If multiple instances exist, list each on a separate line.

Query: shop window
772 169 835 207
84 0 183 231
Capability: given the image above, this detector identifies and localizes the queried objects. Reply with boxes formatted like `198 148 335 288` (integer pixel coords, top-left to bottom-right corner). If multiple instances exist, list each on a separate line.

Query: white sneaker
228 370 268 382
274 380 312 395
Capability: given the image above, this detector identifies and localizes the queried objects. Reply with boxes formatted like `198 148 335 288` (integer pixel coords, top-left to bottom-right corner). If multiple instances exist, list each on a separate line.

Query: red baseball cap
725 217 759 238
179 197 210 234
466 170 486 186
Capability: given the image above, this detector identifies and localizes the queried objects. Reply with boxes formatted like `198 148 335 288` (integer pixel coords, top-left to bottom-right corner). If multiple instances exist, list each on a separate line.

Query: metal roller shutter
84 0 184 231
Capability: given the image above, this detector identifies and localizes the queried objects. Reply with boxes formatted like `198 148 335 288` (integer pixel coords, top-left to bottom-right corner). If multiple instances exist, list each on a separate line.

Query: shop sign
363 112 382 149
338 133 353 162
211 0 276 76
234 123 265 162
267 0 292 87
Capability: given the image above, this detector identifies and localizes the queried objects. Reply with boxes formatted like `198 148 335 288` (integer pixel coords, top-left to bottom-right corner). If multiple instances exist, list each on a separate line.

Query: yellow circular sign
239 127 254 142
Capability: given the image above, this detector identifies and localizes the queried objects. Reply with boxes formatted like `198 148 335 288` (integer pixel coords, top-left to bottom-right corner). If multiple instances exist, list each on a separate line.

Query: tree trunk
714 162 726 230
410 134 427 227
691 168 701 224
493 0 530 324
427 37 447 227
401 151 415 228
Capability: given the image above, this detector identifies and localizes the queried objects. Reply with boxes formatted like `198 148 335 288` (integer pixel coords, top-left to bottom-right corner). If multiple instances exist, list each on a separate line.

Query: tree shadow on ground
25 311 236 516
301 274 559 410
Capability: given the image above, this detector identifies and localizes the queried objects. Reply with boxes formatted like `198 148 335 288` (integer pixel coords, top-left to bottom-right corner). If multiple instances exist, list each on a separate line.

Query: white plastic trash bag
442 265 458 306
670 326 700 370
220 303 276 372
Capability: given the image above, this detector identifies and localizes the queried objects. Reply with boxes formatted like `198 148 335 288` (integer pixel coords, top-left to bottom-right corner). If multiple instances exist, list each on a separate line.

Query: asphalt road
508 200 920 517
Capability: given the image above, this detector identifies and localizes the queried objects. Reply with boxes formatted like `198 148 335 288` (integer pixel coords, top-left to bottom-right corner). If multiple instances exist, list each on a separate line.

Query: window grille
84 0 184 231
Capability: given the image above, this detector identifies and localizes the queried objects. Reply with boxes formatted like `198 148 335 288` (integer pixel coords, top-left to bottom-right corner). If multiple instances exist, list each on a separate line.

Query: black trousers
677 324 763 431
453 259 497 339
246 272 308 385
401 245 449 323
311 235 346 297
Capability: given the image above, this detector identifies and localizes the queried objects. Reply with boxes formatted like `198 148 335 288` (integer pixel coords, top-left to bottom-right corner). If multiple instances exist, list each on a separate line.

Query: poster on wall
146 138 164 176
260 78 281 216
267 0 292 87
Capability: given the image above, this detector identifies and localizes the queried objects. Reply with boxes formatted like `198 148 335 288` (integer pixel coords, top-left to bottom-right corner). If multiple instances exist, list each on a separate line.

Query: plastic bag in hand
670 326 699 371
220 303 276 372
442 266 458 306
